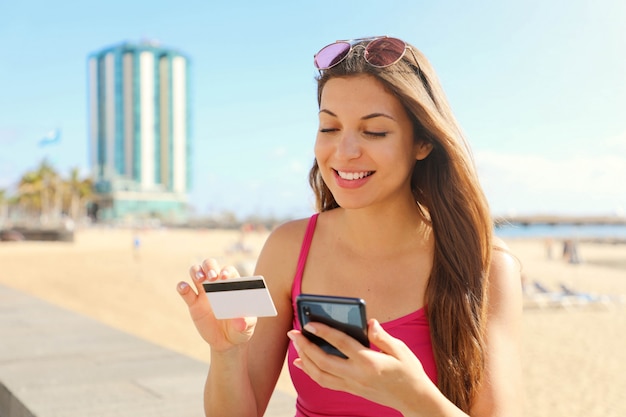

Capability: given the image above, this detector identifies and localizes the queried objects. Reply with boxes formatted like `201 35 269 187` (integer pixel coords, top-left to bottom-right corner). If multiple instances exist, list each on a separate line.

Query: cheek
380 145 417 176
313 137 331 162
313 140 335 183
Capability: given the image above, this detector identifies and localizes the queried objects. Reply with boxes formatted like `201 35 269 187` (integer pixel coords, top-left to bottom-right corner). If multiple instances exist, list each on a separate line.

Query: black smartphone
296 293 369 359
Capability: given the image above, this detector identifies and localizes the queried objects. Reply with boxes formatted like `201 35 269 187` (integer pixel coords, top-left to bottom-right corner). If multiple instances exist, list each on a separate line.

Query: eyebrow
319 109 396 121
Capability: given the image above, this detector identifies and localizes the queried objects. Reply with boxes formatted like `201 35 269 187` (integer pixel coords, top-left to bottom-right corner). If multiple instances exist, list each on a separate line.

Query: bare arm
178 220 305 417
204 343 257 416
179 257 261 417
241 220 306 415
470 243 524 416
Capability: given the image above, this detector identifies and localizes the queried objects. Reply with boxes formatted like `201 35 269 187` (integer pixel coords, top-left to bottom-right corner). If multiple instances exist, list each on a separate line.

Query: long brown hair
309 39 492 412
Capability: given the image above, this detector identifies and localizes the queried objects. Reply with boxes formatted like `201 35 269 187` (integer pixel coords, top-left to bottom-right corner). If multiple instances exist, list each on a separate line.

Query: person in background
132 231 141 261
178 36 523 417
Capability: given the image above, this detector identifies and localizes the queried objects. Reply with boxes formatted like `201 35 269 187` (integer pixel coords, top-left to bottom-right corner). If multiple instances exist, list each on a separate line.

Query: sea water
494 223 626 240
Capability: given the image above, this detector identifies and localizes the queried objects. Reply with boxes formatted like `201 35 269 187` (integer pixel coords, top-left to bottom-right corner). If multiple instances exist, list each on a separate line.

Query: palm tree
16 159 59 224
66 167 93 220
16 170 42 220
14 160 94 225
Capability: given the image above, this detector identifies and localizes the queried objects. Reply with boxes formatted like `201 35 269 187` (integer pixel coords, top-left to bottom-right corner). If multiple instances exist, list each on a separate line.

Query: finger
219 265 241 280
188 263 203 282
180 273 218 323
303 322 366 360
231 316 257 335
367 319 405 357
176 281 197 307
288 330 320 370
181 267 213 309
201 258 221 282
288 330 350 390
189 264 209 295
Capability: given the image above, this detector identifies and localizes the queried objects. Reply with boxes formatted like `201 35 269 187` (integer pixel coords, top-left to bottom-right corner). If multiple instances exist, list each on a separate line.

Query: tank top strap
292 213 319 297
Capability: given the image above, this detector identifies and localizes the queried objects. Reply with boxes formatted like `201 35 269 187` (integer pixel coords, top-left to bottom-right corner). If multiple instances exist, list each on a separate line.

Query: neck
332 204 432 258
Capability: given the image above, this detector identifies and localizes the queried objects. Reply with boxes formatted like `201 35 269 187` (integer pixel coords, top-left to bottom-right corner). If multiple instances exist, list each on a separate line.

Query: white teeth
337 171 372 180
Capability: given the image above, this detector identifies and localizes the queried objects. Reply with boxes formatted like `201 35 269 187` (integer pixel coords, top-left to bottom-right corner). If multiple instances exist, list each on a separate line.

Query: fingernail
177 282 189 292
303 324 316 334
208 269 218 279
293 360 302 370
287 332 301 353
195 270 205 281
371 319 381 336
289 337 301 354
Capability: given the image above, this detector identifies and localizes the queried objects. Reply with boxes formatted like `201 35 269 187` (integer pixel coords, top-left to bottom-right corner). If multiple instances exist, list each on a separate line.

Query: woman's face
315 74 431 210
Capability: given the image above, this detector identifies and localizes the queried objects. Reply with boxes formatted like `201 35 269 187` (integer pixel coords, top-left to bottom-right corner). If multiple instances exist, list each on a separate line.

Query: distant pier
494 215 626 227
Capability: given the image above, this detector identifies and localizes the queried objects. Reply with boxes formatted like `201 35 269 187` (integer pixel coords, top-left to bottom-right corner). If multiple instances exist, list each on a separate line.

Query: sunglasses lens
364 37 406 67
314 42 351 69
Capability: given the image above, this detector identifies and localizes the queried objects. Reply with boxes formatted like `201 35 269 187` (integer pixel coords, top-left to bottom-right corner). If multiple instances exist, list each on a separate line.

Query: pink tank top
288 214 438 417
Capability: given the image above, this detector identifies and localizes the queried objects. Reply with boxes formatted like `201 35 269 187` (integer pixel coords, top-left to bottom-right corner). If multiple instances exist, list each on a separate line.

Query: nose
335 131 361 159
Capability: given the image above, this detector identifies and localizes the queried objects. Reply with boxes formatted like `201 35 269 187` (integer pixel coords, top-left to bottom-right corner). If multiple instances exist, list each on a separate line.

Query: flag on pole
38 128 61 147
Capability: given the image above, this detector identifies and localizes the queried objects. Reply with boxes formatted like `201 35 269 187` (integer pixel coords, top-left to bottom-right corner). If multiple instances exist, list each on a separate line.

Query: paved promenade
0 284 295 417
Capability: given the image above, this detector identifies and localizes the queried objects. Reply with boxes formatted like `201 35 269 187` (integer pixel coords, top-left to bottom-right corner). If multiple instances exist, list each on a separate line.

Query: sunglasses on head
314 36 415 70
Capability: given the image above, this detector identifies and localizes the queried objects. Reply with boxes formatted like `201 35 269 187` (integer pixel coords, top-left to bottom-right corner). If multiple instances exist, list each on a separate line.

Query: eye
319 127 339 134
364 131 388 138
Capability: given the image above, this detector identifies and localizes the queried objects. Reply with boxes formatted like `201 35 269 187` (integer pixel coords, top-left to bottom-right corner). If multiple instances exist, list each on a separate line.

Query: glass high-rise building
87 40 191 223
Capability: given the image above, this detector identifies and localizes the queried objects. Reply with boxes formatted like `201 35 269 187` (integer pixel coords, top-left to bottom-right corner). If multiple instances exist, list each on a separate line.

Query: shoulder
255 216 315 293
491 237 522 279
263 216 313 251
487 236 523 321
470 237 524 415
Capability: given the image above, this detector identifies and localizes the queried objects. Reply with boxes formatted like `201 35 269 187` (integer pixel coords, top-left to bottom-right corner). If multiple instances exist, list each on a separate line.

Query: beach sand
0 227 624 416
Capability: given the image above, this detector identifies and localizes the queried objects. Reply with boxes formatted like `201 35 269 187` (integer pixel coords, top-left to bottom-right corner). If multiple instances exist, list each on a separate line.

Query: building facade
87 41 191 223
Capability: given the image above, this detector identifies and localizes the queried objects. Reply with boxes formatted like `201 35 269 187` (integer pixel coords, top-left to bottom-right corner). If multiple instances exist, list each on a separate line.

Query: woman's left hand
287 318 435 412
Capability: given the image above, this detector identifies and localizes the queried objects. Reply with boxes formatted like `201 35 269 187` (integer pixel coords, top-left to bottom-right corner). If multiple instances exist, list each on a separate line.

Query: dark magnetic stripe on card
203 280 266 293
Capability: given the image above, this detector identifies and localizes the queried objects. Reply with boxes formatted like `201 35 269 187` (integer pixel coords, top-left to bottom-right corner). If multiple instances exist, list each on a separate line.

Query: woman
177 36 522 417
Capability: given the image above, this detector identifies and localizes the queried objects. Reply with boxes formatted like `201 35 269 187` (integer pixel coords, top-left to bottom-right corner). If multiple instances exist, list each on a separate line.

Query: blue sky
1 0 625 219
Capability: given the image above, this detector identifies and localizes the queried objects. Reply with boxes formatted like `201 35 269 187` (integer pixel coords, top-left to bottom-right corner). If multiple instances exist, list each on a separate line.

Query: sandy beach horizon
1 226 625 416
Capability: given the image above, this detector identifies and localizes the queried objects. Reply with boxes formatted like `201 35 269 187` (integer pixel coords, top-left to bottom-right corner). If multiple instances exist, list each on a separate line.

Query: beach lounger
559 283 614 309
523 281 589 310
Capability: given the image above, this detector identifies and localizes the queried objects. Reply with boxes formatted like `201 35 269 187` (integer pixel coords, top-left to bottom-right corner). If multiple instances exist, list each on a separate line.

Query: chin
331 197 370 210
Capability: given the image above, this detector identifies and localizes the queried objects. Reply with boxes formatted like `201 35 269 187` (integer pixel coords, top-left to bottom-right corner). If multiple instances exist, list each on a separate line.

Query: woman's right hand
177 258 257 352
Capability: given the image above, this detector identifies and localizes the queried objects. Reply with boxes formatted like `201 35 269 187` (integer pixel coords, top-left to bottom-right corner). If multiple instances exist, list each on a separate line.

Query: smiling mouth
335 170 374 180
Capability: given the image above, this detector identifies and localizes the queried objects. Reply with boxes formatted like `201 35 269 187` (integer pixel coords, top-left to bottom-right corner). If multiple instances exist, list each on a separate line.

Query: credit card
203 276 277 319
